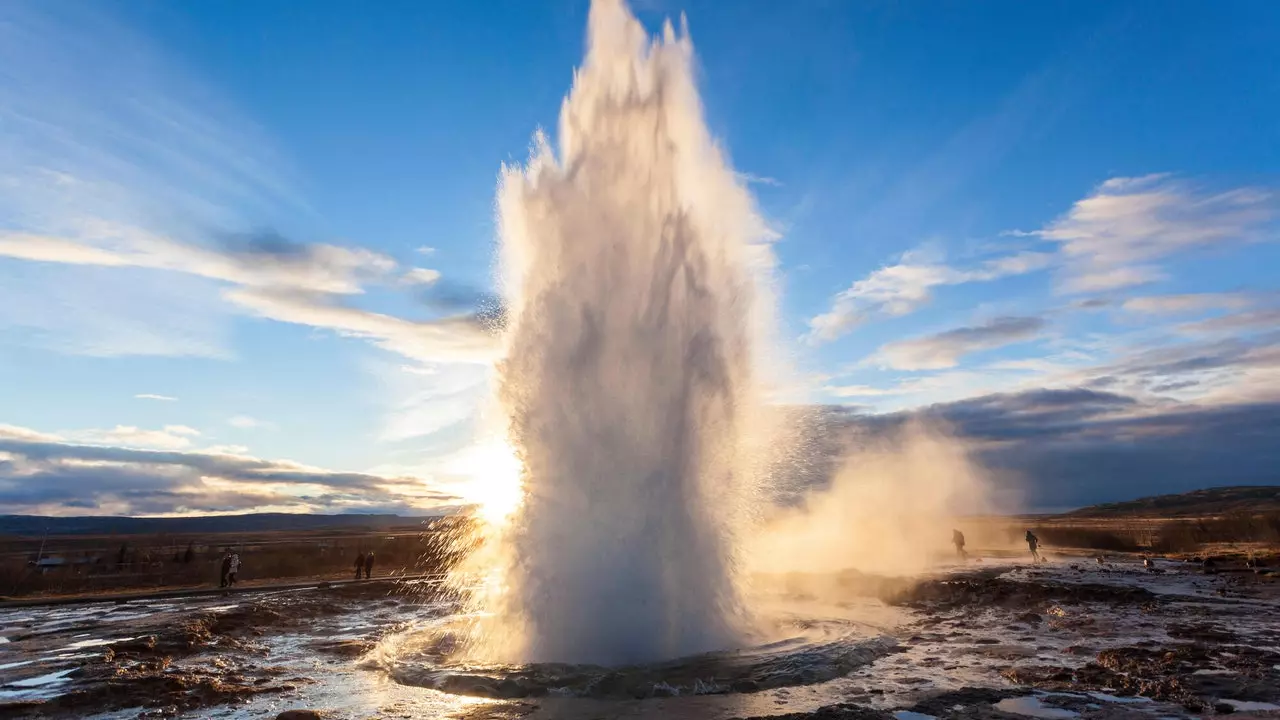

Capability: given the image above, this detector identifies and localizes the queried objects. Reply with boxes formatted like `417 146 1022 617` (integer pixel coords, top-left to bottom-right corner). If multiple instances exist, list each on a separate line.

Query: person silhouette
952 529 968 560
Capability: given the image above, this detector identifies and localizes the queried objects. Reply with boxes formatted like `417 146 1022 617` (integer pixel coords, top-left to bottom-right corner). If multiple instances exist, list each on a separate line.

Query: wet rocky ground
1 555 1278 719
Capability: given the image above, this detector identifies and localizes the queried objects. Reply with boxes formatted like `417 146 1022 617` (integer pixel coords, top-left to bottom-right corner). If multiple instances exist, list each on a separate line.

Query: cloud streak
1122 292 1255 315
871 316 1047 370
807 249 1052 342
0 423 458 516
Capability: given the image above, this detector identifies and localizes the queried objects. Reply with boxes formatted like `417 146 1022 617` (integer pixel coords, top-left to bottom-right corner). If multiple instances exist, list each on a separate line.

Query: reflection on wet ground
1 558 1278 719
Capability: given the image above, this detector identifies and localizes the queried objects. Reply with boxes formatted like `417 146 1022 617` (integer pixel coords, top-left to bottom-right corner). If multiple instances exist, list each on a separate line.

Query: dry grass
0 516 477 599
1150 512 1280 553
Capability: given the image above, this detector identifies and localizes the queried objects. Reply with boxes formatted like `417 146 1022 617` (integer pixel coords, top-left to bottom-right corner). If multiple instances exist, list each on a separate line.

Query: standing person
219 551 233 588
1025 530 1042 563
363 551 374 579
952 529 967 560
354 552 366 580
228 552 241 585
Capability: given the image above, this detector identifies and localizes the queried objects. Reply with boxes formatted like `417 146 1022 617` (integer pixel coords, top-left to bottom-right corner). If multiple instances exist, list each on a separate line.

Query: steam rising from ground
468 0 782 666
748 422 999 578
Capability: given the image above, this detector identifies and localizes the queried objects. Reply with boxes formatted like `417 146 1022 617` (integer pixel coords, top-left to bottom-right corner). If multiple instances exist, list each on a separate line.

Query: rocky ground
1 554 1278 720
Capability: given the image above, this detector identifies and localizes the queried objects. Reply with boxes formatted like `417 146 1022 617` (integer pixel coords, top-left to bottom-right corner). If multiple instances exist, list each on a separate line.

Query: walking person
363 551 374 579
354 552 366 580
219 551 233 588
228 552 241 585
952 529 968 561
1025 530 1042 563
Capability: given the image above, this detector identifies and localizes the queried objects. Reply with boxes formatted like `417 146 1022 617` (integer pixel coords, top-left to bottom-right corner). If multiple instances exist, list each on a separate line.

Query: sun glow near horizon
446 438 525 527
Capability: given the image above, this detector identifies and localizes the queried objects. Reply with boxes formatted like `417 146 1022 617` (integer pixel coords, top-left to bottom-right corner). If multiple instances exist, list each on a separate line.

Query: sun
446 438 524 527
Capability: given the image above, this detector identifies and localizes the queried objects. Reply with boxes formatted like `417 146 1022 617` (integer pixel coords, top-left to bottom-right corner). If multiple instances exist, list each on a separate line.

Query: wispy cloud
227 415 268 430
869 316 1047 370
0 227 398 296
735 172 783 187
225 288 499 364
1024 174 1277 294
1122 292 1255 315
1178 307 1280 336
807 249 1052 343
0 3 494 369
135 393 178 402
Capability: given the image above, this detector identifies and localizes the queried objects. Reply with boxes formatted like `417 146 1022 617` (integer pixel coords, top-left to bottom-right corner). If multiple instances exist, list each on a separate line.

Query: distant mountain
0 512 451 537
1065 486 1280 518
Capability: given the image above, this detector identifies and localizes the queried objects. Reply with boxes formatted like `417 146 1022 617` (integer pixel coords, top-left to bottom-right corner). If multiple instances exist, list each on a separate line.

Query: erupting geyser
472 0 784 666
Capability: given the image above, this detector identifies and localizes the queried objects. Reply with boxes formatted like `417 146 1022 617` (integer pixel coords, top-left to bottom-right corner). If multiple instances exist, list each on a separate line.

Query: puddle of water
994 696 1080 719
56 636 135 651
1220 699 1280 712
1087 692 1151 704
0 660 34 670
894 712 938 720
7 667 77 687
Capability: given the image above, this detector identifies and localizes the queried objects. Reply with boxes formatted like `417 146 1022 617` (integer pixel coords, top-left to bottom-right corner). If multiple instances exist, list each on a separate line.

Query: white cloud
70 424 201 450
807 249 1052 343
870 316 1047 371
402 267 442 285
135 393 178 402
1027 174 1276 295
228 415 267 430
415 246 436 255
0 424 63 443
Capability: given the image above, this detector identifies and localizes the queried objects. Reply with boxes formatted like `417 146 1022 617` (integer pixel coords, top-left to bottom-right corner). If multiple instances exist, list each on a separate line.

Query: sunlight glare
448 438 524 526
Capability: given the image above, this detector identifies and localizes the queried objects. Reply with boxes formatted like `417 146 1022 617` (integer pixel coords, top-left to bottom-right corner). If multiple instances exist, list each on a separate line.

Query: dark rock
277 712 324 720
907 687 1022 715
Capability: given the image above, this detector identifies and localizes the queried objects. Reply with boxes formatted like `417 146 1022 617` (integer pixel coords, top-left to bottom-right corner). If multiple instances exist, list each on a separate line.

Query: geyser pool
466 0 784 666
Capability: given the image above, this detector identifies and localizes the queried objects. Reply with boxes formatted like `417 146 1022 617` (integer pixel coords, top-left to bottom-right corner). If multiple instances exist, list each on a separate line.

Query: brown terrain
1 487 1279 719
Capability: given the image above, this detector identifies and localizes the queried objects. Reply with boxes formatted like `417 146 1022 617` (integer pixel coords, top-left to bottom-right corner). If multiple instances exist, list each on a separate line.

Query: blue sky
1 0 1277 515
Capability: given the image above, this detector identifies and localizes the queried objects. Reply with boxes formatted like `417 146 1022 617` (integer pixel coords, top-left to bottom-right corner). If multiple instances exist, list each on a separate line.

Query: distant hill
0 512 452 537
1066 486 1280 518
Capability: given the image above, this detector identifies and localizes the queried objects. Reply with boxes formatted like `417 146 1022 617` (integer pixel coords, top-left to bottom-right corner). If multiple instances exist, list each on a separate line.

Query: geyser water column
483 0 782 666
